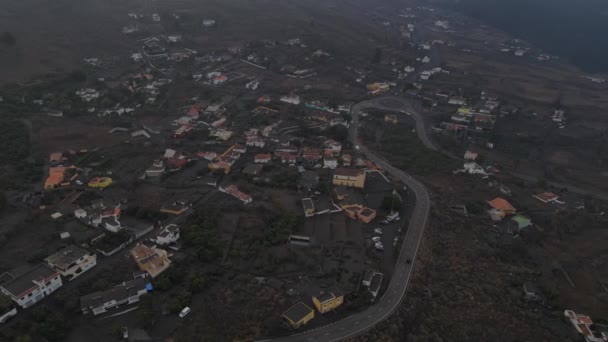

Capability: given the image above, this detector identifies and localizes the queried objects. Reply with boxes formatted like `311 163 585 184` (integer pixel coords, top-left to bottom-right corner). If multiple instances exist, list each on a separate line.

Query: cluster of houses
282 290 344 329
0 222 181 320
440 91 502 148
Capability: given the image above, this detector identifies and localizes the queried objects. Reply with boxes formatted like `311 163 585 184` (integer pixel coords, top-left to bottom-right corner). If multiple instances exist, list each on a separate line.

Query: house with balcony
80 278 149 315
332 168 366 189
152 224 180 246
130 244 171 278
45 245 97 281
0 264 63 309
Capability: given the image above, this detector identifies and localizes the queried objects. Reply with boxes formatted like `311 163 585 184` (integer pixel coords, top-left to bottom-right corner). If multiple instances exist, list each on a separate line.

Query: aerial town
0 0 607 341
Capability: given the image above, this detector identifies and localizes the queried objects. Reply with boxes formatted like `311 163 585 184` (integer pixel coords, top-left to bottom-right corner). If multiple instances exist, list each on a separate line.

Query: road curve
268 99 432 342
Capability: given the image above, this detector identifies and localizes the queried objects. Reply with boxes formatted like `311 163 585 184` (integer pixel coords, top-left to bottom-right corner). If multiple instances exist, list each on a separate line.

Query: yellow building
332 168 366 189
88 177 113 188
129 244 171 278
283 302 315 329
312 292 344 314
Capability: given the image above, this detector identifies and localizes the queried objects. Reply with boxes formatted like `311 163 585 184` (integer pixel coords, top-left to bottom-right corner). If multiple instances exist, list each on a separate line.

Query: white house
153 224 180 246
324 139 342 153
74 209 87 219
448 97 466 106
145 160 166 178
324 158 338 170
280 95 301 105
45 245 97 281
464 150 478 161
80 278 149 316
0 264 63 309
246 136 266 148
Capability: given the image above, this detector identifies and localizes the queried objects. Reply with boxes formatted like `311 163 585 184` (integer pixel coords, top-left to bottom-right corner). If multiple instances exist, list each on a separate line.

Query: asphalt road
268 99 432 342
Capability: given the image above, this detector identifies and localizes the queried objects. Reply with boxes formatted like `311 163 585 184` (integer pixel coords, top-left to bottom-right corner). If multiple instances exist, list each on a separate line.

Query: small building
533 192 560 204
332 168 366 189
243 163 263 176
511 214 532 231
0 264 63 309
145 160 165 177
280 94 301 105
464 150 478 161
80 278 149 315
153 224 180 246
523 282 543 302
254 154 272 164
323 157 338 170
219 185 252 204
130 244 171 278
44 245 97 281
384 114 398 124
88 177 113 189
564 310 608 342
487 197 516 217
324 139 342 153
233 144 247 154
368 272 384 299
312 292 344 314
342 204 377 223
302 198 315 217
362 270 373 287
283 302 315 329
160 200 190 216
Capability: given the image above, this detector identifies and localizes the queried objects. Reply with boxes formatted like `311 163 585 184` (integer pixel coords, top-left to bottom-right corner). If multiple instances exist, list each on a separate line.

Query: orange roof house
44 166 78 190
130 244 171 278
487 197 516 216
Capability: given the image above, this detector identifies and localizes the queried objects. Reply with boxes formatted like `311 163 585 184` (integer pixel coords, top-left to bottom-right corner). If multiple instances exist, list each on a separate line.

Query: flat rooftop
0 264 58 297
283 302 314 322
45 245 92 269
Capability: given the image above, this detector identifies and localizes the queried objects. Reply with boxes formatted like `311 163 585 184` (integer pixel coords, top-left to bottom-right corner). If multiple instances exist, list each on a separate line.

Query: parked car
179 307 191 318
372 236 381 242
374 228 383 235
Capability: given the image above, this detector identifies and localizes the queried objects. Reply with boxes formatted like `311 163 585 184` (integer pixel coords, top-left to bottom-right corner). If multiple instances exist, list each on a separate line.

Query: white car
372 236 381 242
179 307 191 318
374 228 383 235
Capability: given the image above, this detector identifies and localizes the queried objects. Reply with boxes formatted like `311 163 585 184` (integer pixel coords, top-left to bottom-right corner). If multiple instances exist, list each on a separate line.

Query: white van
179 307 191 318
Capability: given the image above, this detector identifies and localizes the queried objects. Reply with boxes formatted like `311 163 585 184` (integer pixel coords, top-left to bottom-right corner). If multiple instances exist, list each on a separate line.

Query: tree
0 192 6 211
382 194 401 212
327 125 349 143
69 70 87 83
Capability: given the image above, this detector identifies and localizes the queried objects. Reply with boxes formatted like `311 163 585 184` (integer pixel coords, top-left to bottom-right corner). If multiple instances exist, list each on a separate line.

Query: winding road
269 97 432 342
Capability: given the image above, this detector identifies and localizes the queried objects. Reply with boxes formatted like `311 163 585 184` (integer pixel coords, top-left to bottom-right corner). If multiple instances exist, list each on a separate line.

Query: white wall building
153 224 180 246
80 278 149 316
0 264 63 309
45 245 97 281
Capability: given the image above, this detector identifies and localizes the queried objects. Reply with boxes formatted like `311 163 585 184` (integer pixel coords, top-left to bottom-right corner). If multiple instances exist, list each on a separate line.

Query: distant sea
452 0 608 73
